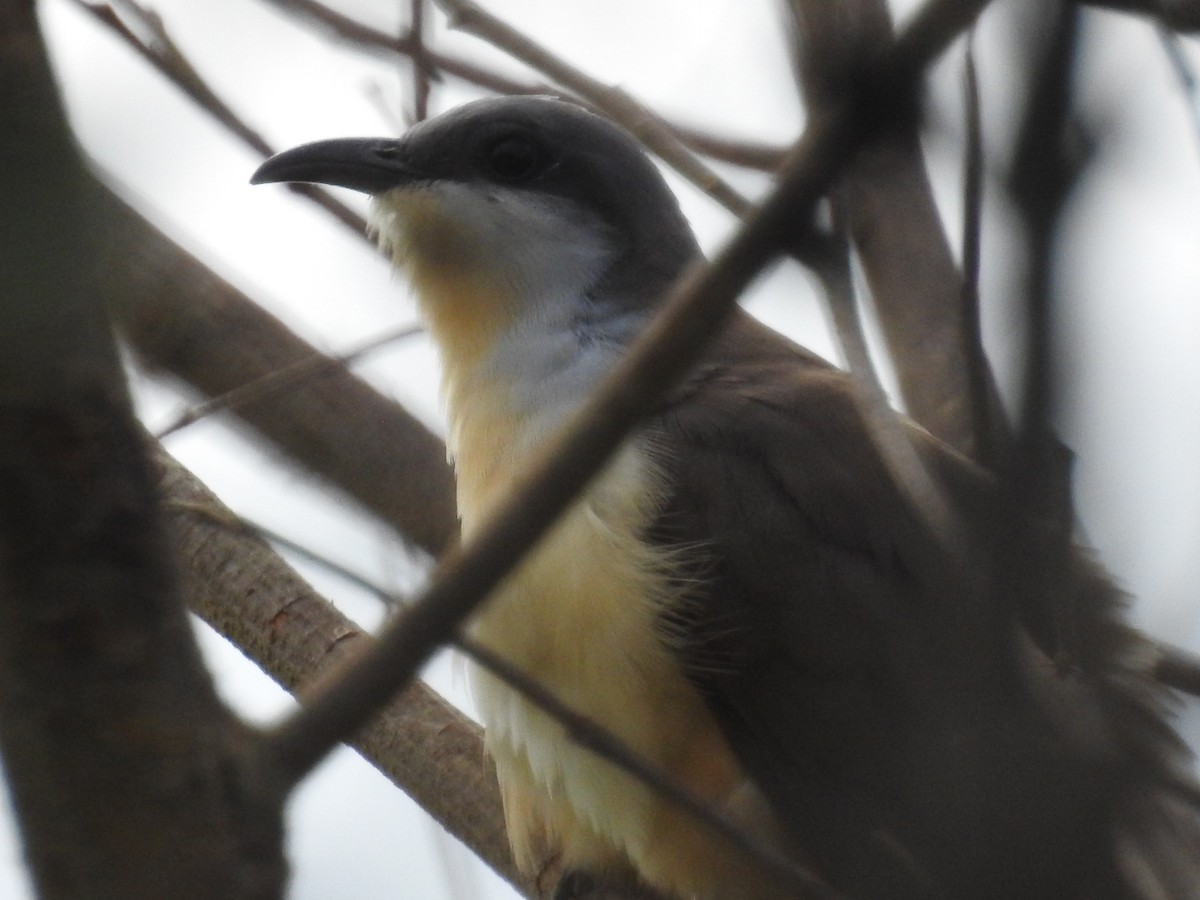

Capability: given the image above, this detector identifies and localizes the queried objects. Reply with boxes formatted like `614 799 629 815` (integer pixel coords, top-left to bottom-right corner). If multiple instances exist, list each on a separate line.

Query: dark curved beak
251 138 417 194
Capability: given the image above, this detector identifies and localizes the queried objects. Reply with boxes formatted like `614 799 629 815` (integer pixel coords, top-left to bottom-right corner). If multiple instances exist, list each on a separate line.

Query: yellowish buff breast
383 207 788 895
452 377 785 900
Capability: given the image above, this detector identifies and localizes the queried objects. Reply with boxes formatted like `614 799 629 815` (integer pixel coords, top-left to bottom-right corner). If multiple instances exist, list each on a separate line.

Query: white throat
369 180 644 522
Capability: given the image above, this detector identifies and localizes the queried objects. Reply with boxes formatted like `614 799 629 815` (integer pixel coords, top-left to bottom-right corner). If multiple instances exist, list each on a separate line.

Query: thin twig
255 0 994 800
256 0 788 171
75 0 369 238
432 0 752 216
788 0 1006 462
408 0 434 123
819 225 971 556
456 642 838 899
785 0 976 561
155 323 422 439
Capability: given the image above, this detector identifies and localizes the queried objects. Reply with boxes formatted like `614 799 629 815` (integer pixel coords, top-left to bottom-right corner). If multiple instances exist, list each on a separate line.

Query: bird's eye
484 136 544 181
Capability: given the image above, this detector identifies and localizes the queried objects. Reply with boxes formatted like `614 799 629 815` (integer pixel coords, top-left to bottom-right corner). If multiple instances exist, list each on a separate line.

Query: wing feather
646 312 1200 900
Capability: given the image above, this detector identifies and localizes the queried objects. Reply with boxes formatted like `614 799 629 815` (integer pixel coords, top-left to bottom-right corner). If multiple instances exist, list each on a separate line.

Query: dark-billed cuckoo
252 97 1200 900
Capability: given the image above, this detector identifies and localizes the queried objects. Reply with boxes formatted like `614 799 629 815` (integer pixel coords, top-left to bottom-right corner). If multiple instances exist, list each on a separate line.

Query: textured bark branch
98 185 459 558
73 0 368 238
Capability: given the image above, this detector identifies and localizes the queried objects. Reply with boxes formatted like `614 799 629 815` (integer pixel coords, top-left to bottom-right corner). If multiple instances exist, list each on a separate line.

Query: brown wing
646 312 1200 900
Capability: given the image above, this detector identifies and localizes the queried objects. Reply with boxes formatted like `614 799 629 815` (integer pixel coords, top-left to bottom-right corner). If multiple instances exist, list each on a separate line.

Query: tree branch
153 323 423 439
432 0 753 216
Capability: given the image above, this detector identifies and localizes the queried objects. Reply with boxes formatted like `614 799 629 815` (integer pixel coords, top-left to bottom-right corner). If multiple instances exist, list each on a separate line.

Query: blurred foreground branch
0 5 281 896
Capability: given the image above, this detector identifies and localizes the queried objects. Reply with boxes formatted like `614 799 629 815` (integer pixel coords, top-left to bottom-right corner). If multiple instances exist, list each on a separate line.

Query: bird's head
252 97 700 371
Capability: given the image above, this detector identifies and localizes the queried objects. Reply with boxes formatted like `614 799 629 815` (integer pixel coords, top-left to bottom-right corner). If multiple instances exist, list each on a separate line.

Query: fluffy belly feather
456 404 782 899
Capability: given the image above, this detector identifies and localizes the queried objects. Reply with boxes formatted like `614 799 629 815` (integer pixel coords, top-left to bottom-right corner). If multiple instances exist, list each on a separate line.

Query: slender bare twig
784 0 982 577
456 642 839 899
408 0 434 123
255 0 994 798
432 0 752 216
1001 1 1088 659
819 226 971 556
661 125 785 171
74 0 369 238
255 0 788 170
155 323 422 439
788 0 1008 463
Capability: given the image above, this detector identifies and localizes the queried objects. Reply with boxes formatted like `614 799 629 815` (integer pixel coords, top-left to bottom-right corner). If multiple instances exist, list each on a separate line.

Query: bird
252 96 1200 900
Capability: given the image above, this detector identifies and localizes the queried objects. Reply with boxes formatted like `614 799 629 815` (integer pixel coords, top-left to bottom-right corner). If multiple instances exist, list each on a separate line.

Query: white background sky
5 0 1200 897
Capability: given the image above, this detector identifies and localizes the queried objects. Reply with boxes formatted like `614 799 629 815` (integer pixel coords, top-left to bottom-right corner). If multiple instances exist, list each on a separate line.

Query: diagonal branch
158 442 684 900
74 0 368 237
